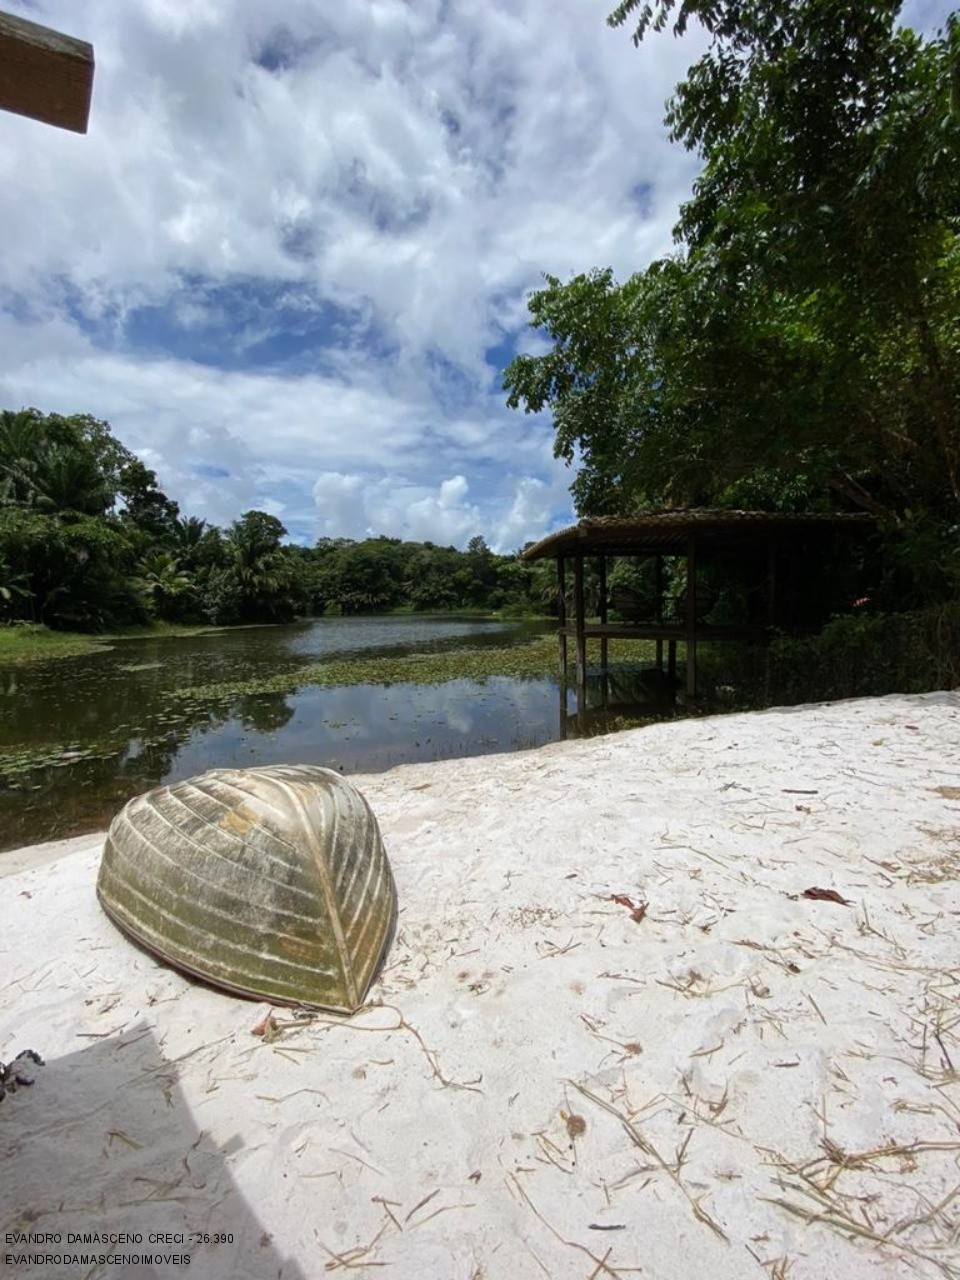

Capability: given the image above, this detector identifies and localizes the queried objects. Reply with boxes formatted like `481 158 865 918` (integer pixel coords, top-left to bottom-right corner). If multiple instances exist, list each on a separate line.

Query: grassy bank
0 622 227 666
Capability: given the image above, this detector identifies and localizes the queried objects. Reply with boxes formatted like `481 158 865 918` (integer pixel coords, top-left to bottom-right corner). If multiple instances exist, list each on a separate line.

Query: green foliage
0 506 144 630
118 458 180 541
0 407 542 634
310 535 543 617
135 550 196 621
706 604 960 704
774 607 960 698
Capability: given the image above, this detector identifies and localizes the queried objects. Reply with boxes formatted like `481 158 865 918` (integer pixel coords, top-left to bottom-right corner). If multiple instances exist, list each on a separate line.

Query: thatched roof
521 509 874 561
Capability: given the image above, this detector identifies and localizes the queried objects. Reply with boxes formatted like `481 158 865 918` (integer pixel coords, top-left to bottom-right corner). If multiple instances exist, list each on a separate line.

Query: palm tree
0 409 44 506
30 446 112 516
135 551 194 619
0 556 32 620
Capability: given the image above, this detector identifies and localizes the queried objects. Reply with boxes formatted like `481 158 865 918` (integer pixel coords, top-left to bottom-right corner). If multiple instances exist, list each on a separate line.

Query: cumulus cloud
312 471 482 548
311 468 564 552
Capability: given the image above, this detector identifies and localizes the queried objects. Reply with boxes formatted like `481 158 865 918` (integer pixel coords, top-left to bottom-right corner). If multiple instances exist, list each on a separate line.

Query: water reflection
0 617 553 851
558 663 684 739
165 678 559 784
2 616 741 854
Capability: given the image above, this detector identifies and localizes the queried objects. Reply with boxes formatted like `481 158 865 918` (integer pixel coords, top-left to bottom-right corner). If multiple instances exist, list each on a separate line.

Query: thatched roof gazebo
522 509 875 707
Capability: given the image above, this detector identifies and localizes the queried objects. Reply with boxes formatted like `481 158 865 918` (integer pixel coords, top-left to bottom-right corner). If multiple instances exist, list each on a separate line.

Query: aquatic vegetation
171 635 658 702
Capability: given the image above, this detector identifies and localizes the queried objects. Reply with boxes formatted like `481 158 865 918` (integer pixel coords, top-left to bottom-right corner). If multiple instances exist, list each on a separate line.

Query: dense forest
505 0 959 613
0 408 549 631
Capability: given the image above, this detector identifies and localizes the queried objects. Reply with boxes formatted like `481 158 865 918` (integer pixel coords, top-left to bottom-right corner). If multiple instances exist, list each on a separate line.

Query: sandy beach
2 691 960 1280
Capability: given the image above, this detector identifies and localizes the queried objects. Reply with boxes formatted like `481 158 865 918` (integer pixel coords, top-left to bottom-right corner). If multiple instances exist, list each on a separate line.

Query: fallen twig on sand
318 1219 391 1271
256 1003 483 1094
505 1173 641 1278
571 1081 729 1243
762 1138 960 1278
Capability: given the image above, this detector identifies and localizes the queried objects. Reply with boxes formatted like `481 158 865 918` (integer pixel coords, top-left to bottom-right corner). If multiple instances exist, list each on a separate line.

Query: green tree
135 550 195 621
0 408 121 516
0 507 144 629
118 458 181 542
205 511 301 625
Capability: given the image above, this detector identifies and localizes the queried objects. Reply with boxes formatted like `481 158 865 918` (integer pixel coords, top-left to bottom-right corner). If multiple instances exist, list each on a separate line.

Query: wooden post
598 553 609 692
573 553 587 715
685 532 698 699
764 530 778 700
0 12 94 133
668 639 677 683
654 554 664 669
556 555 568 684
766 530 778 625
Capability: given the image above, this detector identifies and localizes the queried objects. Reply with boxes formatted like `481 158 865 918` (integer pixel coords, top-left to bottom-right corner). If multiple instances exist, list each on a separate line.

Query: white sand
2 692 960 1280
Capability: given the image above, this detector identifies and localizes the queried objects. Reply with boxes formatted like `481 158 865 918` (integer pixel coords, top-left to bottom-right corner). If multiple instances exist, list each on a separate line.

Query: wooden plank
0 11 94 133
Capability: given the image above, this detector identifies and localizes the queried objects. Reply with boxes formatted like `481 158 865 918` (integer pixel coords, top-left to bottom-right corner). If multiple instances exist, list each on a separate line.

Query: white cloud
310 468 563 552
311 471 482 548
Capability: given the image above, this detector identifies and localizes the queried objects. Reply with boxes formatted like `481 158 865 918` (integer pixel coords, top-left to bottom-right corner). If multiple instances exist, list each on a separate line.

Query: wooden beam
0 11 94 133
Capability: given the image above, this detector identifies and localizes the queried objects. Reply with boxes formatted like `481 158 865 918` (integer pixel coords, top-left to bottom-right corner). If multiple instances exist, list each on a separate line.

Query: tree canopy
504 0 959 601
0 408 547 631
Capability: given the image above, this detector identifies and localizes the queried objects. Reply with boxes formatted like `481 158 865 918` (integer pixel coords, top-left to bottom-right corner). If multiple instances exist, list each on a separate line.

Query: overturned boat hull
97 764 397 1013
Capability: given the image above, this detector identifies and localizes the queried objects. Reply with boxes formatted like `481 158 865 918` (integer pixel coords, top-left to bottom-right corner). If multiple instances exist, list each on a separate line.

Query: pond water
2 615 588 851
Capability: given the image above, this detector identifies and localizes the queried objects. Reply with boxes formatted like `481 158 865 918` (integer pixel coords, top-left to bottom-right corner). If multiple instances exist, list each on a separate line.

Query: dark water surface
1 616 579 851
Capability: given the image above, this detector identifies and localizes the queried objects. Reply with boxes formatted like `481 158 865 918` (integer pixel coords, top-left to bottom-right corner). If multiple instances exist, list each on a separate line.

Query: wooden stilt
573 553 587 715
654 554 664 669
601 560 609 680
598 553 609 701
557 556 568 684
685 533 698 700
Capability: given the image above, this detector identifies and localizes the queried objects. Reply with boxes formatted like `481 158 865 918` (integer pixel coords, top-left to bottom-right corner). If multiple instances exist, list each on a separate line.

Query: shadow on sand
0 1025 308 1280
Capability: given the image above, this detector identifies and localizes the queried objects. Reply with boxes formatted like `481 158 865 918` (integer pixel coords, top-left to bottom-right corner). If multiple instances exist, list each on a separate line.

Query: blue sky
0 0 953 549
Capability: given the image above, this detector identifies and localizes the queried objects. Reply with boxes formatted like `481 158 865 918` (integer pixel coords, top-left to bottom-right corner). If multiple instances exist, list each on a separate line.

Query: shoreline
3 692 960 1278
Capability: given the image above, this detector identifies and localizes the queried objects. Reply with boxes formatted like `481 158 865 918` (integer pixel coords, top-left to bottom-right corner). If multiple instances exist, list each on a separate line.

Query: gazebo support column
685 533 698 699
766 531 778 625
573 553 587 712
765 531 778 698
557 555 568 684
598 553 609 695
654 554 664 670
